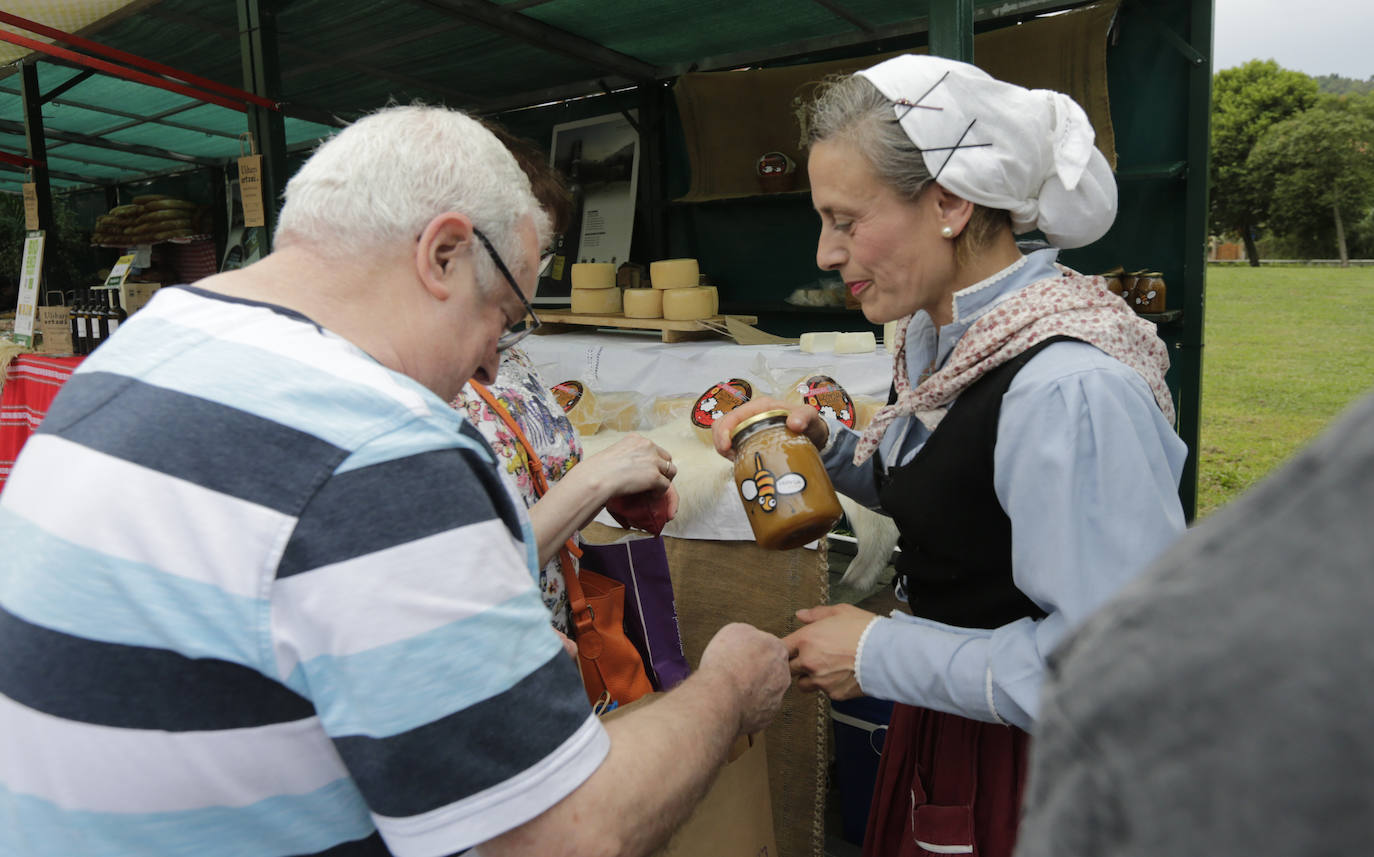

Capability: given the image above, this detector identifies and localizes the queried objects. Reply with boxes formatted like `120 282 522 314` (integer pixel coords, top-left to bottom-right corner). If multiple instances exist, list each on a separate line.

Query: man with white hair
0 105 790 857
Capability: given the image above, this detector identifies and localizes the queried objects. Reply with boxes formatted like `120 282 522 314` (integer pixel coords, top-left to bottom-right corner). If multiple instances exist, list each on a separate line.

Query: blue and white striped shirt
0 286 608 857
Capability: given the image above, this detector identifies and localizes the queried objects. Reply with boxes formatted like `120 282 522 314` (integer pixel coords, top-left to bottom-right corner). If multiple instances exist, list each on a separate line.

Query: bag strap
468 381 598 651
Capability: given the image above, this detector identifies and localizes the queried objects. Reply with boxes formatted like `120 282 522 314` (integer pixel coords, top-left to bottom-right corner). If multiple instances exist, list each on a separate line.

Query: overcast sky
1212 0 1372 79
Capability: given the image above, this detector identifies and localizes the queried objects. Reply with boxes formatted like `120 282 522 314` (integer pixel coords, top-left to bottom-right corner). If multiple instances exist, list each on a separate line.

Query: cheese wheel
622 288 663 318
570 287 623 314
703 285 719 316
570 262 616 289
883 320 900 354
690 378 753 445
662 286 715 320
598 392 640 431
834 331 877 354
854 397 882 429
800 331 839 353
550 380 601 435
650 258 700 289
649 396 696 427
786 374 858 428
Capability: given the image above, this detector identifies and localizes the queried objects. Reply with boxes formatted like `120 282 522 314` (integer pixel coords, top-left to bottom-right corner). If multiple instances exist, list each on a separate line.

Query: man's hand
698 623 790 735
782 604 877 701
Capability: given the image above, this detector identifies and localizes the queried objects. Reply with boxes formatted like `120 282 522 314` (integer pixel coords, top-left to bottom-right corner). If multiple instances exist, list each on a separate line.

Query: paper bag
37 305 72 354
603 695 778 857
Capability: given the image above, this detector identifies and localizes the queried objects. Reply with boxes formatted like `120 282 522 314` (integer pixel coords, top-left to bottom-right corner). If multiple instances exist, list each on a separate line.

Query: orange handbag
469 382 653 707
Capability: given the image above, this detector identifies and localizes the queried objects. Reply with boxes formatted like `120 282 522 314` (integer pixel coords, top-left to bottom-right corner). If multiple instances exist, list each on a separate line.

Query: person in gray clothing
1015 389 1374 856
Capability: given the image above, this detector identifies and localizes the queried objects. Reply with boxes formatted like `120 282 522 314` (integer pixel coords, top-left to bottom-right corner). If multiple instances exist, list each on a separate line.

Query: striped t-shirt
0 286 609 857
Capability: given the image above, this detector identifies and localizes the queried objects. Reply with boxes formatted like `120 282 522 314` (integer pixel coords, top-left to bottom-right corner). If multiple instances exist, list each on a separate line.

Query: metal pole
237 0 286 252
19 62 52 233
928 0 974 62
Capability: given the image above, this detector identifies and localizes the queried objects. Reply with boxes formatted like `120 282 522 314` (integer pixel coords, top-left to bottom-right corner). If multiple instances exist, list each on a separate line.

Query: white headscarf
856 54 1117 249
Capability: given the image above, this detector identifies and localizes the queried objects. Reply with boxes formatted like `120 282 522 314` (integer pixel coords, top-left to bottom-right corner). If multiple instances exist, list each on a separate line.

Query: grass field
1196 265 1374 517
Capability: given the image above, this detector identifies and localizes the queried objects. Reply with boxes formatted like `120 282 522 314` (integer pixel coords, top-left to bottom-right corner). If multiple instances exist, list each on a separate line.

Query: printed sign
11 231 45 347
22 183 39 230
104 254 137 289
238 154 266 227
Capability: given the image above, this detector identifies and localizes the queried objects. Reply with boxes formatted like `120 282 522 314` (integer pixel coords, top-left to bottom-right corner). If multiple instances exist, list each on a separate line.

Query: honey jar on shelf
730 409 843 550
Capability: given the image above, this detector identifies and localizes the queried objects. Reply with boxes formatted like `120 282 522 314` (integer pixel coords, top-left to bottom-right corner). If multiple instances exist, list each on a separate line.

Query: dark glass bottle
66 290 80 355
87 289 108 353
107 288 127 336
540 139 584 294
73 289 91 356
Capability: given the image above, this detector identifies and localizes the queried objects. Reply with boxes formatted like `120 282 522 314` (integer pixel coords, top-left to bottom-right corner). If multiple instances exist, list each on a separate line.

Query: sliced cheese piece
800 331 839 353
550 380 601 435
571 287 623 314
650 258 700 289
622 288 663 318
662 286 715 320
570 262 616 289
834 331 877 354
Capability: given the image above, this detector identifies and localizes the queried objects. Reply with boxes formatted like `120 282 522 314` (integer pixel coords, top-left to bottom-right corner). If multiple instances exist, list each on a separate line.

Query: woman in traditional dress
716 54 1188 857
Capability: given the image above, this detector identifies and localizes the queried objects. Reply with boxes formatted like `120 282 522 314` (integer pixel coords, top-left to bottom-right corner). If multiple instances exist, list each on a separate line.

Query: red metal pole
0 10 279 112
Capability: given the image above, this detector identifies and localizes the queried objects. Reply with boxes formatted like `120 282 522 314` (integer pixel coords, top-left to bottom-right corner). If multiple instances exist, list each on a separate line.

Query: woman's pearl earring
940 226 955 239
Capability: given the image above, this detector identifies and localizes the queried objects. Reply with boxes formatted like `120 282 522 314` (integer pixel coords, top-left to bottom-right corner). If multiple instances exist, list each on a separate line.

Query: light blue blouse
821 248 1188 730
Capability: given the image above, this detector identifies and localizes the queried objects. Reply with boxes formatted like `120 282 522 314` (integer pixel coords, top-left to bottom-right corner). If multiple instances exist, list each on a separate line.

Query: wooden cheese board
533 310 758 343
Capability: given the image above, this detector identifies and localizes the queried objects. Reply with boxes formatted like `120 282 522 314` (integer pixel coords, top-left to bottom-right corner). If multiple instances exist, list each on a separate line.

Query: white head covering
856 54 1117 249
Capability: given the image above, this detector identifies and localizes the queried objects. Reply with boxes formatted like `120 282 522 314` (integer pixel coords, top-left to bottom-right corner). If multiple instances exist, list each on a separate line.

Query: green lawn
1196 265 1374 517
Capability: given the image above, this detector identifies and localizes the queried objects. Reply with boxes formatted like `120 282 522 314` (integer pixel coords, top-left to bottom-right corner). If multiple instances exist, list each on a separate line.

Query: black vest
877 337 1077 628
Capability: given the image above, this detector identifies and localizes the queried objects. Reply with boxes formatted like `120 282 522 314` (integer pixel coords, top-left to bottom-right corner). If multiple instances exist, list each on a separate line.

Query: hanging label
238 154 266 227
22 183 39 230
11 231 45 348
104 254 136 289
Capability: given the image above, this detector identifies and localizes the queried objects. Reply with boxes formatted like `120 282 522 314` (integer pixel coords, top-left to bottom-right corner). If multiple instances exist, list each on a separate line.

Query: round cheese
570 262 616 289
598 392 641 431
649 396 696 428
550 380 601 435
622 288 663 318
662 286 715 320
650 258 700 289
703 285 719 316
570 287 623 314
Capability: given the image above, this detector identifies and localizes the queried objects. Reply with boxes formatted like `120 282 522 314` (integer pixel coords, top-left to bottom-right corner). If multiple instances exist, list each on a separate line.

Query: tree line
1211 61 1374 266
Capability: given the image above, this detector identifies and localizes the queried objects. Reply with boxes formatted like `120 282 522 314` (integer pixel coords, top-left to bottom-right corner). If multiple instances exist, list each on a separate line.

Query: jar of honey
730 409 843 550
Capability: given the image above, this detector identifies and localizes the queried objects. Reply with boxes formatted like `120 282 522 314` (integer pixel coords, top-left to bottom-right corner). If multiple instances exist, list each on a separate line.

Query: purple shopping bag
579 533 690 691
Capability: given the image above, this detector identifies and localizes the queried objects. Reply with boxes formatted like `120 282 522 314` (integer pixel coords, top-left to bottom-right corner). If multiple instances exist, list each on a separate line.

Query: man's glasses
472 227 542 351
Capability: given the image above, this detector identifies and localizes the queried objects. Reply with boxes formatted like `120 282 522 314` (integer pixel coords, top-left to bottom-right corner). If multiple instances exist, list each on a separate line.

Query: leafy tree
1210 60 1319 265
1312 73 1374 97
1247 105 1374 265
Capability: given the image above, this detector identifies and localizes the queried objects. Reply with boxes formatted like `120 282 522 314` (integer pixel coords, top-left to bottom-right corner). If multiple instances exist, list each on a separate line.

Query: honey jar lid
729 408 791 443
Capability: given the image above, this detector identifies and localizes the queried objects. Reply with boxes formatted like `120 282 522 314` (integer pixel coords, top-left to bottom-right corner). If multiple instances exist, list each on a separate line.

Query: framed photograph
536 111 640 304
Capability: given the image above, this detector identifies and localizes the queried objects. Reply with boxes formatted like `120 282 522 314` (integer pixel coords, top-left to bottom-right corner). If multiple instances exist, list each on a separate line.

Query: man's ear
415 212 474 300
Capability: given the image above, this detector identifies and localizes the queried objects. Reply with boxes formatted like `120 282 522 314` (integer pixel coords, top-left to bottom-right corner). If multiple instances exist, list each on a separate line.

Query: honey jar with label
730 409 843 550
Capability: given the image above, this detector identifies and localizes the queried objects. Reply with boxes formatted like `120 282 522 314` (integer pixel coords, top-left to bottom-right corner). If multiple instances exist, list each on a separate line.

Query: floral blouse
452 347 582 632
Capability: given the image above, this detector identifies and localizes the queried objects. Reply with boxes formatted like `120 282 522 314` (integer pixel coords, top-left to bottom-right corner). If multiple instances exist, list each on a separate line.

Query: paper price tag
22 183 39 231
238 155 266 227
11 231 45 347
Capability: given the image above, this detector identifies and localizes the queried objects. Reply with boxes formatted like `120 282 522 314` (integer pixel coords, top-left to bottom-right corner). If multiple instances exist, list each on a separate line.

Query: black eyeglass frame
472 227 542 351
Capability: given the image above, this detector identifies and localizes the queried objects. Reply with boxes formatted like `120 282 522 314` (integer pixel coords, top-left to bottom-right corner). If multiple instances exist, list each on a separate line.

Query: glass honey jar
730 409 843 550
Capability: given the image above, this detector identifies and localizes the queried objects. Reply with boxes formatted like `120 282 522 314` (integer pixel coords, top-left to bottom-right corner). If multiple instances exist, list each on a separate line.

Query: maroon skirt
862 703 1030 857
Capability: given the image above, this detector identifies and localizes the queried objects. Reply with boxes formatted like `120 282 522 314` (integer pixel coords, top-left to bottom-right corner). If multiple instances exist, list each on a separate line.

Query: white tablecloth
522 330 894 541
521 330 893 402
